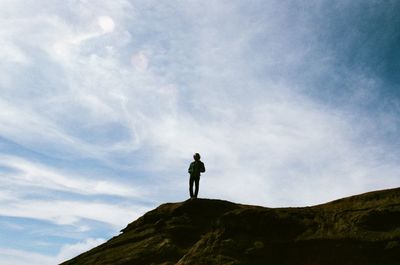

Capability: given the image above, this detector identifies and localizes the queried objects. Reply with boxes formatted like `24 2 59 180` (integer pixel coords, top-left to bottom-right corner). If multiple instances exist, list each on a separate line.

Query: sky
1 0 400 264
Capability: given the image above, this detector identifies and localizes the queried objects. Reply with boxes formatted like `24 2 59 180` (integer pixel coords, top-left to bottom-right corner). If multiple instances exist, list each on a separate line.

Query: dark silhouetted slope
61 188 400 265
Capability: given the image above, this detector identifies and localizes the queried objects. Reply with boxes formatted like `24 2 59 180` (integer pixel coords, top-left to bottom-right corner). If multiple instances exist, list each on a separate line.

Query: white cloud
0 248 54 265
57 238 106 263
143 86 400 206
0 41 30 64
98 16 115 33
0 154 141 198
0 154 150 230
131 51 149 71
1 1 400 263
0 0 397 211
0 198 149 227
0 238 106 265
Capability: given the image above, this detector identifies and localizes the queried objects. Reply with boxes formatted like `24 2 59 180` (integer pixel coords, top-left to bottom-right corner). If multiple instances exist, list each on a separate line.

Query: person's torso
190 161 204 177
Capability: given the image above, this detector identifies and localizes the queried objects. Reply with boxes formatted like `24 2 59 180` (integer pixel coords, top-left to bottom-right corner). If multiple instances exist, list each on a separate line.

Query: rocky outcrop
61 188 400 265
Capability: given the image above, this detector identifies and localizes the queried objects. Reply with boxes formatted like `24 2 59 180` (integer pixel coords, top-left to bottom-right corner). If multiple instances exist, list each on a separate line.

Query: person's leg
189 177 194 198
194 177 200 198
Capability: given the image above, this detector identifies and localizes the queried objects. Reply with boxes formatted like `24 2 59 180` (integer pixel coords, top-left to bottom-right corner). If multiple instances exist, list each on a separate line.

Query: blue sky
1 0 400 264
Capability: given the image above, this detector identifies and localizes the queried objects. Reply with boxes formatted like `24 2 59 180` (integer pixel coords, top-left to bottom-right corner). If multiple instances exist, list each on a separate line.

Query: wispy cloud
0 198 148 227
1 0 400 264
57 238 106 263
0 154 142 198
0 247 54 265
0 238 106 265
0 154 150 232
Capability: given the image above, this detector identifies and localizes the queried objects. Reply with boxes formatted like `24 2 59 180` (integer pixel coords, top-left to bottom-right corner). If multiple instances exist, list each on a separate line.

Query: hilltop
61 188 400 264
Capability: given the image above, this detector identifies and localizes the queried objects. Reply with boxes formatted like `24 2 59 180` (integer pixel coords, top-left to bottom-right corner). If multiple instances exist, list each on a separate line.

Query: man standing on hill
188 153 205 199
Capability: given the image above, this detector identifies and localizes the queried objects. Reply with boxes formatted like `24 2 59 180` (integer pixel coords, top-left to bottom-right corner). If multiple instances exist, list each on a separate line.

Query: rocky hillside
61 188 400 265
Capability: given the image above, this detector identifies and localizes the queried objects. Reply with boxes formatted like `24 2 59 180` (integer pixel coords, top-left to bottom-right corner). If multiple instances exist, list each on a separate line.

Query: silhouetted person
188 153 205 199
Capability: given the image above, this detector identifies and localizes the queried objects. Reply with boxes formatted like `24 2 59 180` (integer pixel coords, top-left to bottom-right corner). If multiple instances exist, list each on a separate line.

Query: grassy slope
61 188 400 265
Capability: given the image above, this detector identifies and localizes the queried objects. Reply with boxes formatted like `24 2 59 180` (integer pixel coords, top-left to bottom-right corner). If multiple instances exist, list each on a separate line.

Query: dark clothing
188 160 205 198
188 160 205 177
189 175 200 198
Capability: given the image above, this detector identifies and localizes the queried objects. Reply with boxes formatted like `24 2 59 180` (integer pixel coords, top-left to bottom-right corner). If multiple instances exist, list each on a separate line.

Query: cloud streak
0 154 142 198
0 238 106 265
1 0 400 264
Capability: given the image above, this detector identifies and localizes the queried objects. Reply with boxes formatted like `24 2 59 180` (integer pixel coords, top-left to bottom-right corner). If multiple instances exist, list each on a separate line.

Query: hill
61 188 400 264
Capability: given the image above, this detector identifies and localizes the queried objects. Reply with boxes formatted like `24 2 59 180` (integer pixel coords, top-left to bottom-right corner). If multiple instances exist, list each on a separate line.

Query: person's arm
188 162 193 174
201 162 205 173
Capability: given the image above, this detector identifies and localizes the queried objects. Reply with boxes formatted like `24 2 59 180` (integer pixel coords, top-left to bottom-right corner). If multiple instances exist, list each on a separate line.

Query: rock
61 188 400 265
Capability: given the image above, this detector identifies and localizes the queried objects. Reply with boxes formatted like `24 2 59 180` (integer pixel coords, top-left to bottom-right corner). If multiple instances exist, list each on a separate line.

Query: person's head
193 153 201 161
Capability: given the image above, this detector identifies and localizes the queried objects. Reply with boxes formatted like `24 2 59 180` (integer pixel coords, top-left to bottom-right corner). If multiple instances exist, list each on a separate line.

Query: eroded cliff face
62 188 400 265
